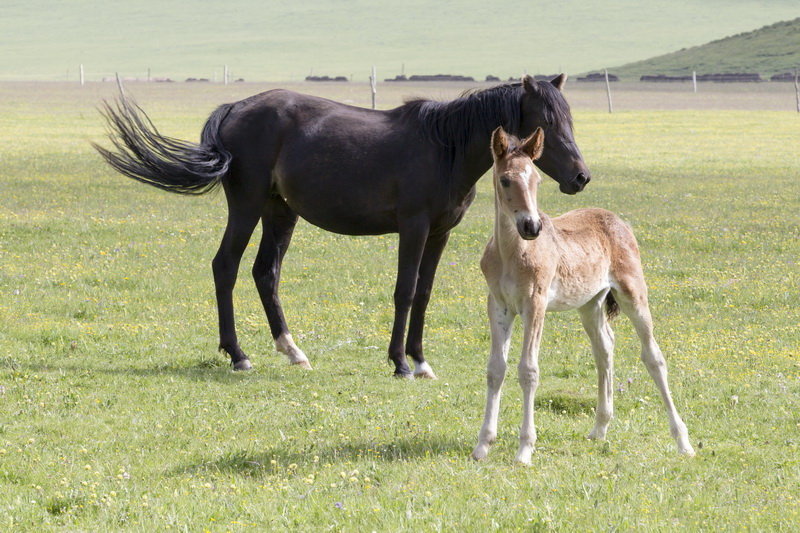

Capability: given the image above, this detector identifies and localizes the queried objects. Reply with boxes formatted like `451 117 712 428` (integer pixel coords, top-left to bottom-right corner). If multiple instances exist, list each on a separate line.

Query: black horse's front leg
389 217 430 377
405 231 450 379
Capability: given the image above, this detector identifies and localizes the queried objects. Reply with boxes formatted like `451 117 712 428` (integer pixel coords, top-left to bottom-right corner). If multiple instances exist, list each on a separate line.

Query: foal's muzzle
517 215 541 240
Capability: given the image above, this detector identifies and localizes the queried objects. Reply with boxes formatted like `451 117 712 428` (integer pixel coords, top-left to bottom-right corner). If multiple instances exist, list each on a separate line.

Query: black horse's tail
93 95 234 195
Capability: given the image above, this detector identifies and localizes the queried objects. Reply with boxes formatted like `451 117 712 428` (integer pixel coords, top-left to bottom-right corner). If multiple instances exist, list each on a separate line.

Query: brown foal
472 127 694 464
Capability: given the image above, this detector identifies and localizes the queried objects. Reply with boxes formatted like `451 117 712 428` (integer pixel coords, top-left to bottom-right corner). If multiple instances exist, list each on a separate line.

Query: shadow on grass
5 356 289 383
175 435 466 477
536 389 596 416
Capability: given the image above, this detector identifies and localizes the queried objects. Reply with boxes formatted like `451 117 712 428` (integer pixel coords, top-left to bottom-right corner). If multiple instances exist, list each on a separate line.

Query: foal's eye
500 178 511 188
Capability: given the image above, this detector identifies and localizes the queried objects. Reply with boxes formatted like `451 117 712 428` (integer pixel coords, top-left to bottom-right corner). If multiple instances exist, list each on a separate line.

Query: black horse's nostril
576 172 590 186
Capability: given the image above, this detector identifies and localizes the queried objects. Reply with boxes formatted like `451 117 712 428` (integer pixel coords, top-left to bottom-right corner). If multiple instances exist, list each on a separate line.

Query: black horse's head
518 74 590 194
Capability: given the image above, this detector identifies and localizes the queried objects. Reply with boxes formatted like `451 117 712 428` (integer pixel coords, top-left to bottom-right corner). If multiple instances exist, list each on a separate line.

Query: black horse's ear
522 75 540 95
491 127 509 160
520 127 544 161
551 73 567 91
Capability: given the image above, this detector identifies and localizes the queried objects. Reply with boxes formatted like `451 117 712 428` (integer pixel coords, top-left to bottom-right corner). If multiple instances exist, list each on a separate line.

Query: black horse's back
93 96 234 195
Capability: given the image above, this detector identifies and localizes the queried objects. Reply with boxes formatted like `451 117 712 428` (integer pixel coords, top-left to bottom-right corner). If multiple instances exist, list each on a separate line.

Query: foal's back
546 207 644 311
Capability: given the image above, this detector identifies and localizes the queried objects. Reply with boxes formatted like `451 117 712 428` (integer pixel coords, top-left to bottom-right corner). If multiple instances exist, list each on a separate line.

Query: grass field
2 1 800 81
1 81 799 530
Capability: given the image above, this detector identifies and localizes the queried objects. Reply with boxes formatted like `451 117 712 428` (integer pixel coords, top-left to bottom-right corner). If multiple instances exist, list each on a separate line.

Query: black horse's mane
401 83 523 154
400 80 573 165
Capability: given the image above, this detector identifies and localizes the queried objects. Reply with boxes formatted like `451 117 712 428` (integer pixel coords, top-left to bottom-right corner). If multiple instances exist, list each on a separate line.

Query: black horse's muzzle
559 172 591 194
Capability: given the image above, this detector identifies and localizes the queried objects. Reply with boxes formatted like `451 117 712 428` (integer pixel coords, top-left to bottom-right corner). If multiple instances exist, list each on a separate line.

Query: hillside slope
609 18 800 80
1 1 798 81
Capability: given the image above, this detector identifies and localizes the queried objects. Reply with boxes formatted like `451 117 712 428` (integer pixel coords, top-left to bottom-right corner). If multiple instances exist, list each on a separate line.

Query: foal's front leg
472 293 514 460
516 296 546 465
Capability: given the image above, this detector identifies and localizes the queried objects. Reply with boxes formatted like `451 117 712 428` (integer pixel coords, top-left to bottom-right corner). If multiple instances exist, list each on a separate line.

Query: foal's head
491 126 545 240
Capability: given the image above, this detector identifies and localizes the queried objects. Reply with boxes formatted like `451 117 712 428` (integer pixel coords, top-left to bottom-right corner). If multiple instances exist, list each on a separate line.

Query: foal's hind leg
578 291 615 441
213 202 262 370
612 277 695 456
252 196 310 368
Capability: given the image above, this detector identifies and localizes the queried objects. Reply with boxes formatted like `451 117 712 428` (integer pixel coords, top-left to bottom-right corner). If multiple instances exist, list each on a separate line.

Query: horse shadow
4 357 288 384
174 434 466 478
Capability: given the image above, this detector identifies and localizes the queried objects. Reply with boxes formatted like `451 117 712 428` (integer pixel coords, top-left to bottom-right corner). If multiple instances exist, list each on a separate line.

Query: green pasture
1 82 799 530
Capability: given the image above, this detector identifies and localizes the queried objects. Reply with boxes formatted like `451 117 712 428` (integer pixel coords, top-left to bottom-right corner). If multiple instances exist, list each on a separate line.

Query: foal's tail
605 292 620 321
93 95 234 195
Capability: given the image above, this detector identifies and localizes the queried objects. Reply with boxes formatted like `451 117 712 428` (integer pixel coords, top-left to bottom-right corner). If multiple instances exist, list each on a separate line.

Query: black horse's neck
404 84 524 198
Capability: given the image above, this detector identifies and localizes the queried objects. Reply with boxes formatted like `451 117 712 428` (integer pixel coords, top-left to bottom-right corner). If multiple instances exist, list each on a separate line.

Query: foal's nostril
518 216 541 239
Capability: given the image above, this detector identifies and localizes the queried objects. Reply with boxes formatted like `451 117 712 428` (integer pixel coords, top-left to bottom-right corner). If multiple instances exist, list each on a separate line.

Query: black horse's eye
500 177 511 188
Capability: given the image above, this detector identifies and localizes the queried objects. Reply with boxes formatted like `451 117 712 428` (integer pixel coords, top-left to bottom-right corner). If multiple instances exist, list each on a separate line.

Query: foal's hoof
471 446 489 461
233 359 253 371
292 360 313 370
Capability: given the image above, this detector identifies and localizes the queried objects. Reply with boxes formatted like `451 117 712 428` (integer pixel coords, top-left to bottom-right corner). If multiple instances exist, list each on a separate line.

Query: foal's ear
520 127 545 161
491 127 509 160
522 74 540 95
550 73 567 91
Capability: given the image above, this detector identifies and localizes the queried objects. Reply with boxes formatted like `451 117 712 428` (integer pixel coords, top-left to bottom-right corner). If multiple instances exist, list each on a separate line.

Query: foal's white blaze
519 163 534 183
512 163 541 229
275 333 312 369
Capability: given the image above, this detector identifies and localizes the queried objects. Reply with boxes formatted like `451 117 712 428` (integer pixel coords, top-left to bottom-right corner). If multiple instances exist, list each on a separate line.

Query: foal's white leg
516 298 545 465
578 293 615 441
472 293 514 461
616 289 694 456
275 333 312 369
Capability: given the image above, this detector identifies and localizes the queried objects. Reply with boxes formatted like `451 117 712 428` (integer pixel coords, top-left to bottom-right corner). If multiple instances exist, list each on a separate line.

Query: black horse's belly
291 198 399 235
273 112 434 236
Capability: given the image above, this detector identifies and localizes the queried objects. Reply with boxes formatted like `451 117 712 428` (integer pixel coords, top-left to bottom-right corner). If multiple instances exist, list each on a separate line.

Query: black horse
94 74 590 377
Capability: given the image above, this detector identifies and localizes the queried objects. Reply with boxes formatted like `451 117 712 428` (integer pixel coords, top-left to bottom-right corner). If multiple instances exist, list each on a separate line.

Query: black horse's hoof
233 359 253 371
393 371 414 379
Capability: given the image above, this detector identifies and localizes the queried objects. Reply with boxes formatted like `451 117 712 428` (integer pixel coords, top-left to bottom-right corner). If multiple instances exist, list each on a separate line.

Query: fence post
80 64 84 86
795 68 799 114
224 65 229 85
692 70 697 93
370 66 377 110
604 69 613 113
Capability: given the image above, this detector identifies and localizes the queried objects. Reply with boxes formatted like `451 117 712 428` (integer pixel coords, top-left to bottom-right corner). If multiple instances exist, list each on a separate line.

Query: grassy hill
1 1 799 82
609 18 800 80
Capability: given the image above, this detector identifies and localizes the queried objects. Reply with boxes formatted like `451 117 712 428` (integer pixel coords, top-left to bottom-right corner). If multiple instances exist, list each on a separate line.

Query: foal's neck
493 199 550 257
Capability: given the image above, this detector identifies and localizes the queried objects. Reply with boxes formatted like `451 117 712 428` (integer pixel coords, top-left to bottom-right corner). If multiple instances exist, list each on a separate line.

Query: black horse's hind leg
389 216 430 377
405 231 450 379
213 206 261 370
252 196 310 368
